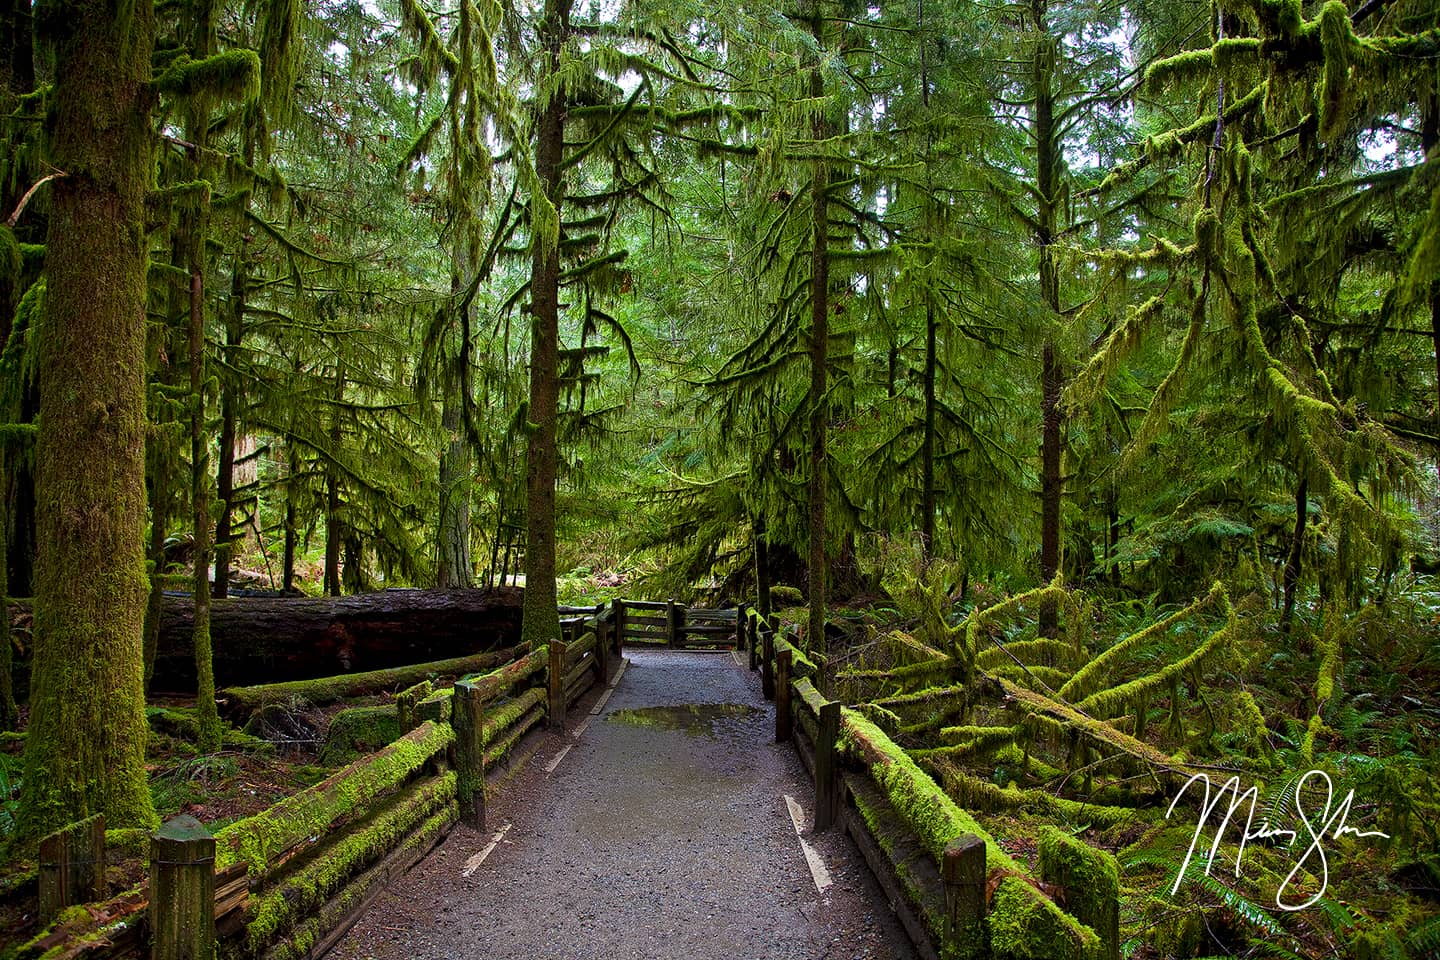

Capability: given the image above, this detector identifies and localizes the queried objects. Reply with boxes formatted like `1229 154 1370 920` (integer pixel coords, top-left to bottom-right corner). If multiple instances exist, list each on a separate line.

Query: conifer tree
15 0 160 847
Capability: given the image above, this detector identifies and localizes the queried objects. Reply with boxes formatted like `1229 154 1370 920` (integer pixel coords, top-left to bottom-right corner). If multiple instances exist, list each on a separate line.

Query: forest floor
329 648 916 960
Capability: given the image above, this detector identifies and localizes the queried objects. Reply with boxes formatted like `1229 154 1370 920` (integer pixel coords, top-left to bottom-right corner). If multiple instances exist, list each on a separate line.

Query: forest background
1 0 1439 955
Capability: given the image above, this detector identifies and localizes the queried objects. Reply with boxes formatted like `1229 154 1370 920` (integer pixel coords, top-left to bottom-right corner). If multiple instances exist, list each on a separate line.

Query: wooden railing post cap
942 833 985 876
153 814 215 853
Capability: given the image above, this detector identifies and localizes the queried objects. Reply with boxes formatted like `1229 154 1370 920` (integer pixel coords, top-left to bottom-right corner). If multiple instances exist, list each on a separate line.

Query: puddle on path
606 703 762 737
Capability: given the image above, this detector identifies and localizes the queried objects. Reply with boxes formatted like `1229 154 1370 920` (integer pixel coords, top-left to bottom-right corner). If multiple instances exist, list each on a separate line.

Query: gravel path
329 649 917 960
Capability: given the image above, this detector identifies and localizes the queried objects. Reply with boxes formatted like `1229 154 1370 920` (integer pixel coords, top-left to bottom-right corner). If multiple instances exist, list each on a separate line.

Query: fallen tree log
218 644 521 721
153 587 523 691
11 587 525 692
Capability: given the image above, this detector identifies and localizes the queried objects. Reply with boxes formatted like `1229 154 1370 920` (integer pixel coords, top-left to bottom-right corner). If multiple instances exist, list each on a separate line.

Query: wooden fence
738 606 1120 960
13 607 622 960
608 599 737 648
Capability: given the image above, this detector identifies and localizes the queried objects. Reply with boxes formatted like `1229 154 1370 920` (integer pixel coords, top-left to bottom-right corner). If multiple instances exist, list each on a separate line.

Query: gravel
327 648 917 960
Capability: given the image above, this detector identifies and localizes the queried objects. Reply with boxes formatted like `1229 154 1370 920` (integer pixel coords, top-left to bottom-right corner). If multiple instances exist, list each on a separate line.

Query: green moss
215 719 453 877
258 804 456 960
1038 827 1119 960
988 876 1101 960
770 585 804 607
154 49 261 103
841 710 1021 875
244 773 455 950
483 687 546 749
320 705 404 764
395 680 433 732
0 225 22 311
219 645 518 718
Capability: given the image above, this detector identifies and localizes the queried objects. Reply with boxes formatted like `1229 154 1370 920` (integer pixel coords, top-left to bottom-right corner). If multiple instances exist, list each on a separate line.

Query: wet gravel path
330 649 916 960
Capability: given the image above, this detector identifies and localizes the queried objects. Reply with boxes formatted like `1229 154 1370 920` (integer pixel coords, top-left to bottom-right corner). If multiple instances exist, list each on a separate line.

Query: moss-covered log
216 644 520 719
215 720 453 878
244 773 456 952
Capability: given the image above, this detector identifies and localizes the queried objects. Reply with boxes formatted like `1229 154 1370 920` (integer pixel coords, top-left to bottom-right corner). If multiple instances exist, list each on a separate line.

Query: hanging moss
0 225 22 312
155 49 262 103
1314 0 1355 143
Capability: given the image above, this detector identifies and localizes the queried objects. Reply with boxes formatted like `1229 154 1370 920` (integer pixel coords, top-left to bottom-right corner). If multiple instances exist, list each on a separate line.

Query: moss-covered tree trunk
15 0 159 847
437 391 471 588
0 501 16 731
520 0 570 650
188 264 221 752
212 312 241 599
805 1 829 657
921 299 936 559
1281 475 1308 635
325 360 345 596
1032 0 1063 638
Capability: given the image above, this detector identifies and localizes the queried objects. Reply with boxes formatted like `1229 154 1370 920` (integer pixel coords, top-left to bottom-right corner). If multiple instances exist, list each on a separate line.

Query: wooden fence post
942 833 988 960
612 599 625 655
814 701 841 831
38 814 105 923
775 648 792 743
746 610 758 671
150 815 216 960
761 628 775 700
548 639 568 730
453 679 486 829
666 599 684 647
595 617 610 685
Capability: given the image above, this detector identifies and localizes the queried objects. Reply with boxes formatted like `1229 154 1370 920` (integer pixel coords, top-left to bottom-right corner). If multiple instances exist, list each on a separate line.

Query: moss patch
319 706 403 764
988 875 1101 960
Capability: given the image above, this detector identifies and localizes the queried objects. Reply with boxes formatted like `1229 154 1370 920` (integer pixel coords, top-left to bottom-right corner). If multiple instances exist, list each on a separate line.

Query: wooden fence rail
13 603 626 960
740 603 1120 960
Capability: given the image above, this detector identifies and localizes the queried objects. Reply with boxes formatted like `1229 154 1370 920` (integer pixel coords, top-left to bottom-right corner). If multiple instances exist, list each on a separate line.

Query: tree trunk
213 142 253 601
212 305 241 599
806 2 829 657
921 299 937 560
1033 0 1064 638
0 497 15 731
324 362 345 596
521 0 570 651
1281 476 1308 635
436 391 472 588
188 266 221 752
755 513 772 622
16 0 158 847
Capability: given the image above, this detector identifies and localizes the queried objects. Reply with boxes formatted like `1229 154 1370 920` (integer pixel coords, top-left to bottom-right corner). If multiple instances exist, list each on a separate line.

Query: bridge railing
15 604 626 960
609 598 738 648
738 603 1120 960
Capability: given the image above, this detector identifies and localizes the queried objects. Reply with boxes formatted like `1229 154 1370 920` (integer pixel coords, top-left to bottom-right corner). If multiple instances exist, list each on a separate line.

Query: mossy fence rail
8 603 625 960
736 605 1121 960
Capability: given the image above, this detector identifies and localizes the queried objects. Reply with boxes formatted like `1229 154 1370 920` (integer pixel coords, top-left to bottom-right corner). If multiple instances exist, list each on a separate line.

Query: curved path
330 649 916 960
